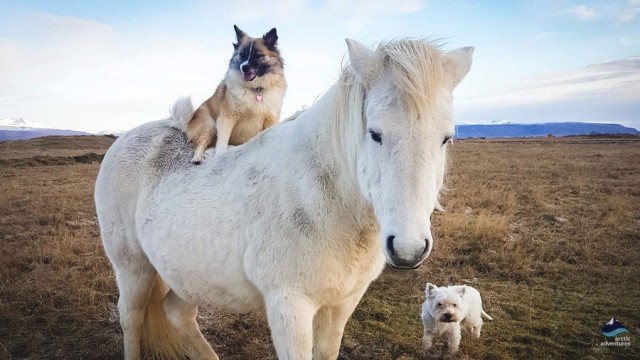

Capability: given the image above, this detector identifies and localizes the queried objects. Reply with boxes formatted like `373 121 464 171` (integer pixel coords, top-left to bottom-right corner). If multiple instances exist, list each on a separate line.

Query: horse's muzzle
385 236 431 269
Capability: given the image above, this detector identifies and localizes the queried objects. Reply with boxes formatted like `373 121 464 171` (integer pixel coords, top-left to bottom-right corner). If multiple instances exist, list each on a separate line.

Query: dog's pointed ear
426 283 438 297
456 285 467 297
234 25 246 43
345 38 381 88
445 46 474 89
263 28 278 49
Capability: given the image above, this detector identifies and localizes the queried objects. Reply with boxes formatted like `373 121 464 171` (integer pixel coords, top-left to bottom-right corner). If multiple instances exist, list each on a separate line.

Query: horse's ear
345 38 380 87
445 46 474 88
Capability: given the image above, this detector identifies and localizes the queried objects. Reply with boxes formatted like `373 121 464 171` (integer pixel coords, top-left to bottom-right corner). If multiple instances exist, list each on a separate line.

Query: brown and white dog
185 25 287 164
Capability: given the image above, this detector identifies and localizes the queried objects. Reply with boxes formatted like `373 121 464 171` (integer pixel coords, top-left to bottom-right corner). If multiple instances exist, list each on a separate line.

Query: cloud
0 9 352 133
461 57 640 105
456 57 640 129
0 12 233 132
562 5 597 20
617 0 640 23
560 1 640 24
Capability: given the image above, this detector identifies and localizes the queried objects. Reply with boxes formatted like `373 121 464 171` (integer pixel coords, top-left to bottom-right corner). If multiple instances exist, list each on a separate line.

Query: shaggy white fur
422 283 493 353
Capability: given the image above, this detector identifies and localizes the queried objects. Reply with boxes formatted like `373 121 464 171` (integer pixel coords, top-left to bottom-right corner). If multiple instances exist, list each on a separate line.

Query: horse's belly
154 251 264 313
137 207 263 313
182 280 263 313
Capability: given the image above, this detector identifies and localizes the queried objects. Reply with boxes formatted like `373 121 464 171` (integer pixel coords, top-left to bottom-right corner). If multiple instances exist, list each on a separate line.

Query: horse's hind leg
163 290 219 359
111 252 156 360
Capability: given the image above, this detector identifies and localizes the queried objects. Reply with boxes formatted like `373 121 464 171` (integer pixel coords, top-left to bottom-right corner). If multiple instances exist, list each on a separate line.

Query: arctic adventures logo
599 317 631 347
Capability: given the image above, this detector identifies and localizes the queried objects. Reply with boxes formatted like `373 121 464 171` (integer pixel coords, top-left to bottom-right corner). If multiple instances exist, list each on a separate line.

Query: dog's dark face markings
230 25 283 82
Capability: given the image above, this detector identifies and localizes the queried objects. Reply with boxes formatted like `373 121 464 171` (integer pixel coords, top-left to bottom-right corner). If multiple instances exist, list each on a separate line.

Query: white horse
95 38 473 360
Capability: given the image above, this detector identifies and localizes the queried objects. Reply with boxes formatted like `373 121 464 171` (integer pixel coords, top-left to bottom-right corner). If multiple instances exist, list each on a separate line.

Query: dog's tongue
243 72 256 81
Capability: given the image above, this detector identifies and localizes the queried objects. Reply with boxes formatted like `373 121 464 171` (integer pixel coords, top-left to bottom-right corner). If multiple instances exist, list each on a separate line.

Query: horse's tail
170 97 194 132
481 309 493 321
141 275 189 359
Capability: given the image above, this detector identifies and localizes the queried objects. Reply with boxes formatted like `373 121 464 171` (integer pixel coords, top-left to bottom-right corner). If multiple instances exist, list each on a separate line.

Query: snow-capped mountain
97 129 128 137
0 117 50 130
0 117 90 140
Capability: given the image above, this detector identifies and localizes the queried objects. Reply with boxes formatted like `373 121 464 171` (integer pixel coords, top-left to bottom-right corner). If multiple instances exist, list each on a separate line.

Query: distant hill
0 117 91 140
0 129 91 141
455 122 639 138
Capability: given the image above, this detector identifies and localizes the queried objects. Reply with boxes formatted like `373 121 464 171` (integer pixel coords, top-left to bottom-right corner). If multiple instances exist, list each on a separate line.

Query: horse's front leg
312 293 363 360
265 291 317 360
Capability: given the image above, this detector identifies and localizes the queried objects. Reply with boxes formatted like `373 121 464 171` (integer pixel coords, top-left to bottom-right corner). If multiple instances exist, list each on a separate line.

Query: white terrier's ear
456 285 467 297
345 38 380 87
445 46 474 88
426 283 438 297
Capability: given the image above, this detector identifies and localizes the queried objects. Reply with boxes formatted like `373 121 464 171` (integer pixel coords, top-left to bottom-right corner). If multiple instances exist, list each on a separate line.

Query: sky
0 0 639 133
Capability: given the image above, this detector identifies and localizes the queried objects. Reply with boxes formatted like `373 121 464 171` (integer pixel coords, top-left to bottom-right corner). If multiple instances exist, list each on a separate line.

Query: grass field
0 135 638 359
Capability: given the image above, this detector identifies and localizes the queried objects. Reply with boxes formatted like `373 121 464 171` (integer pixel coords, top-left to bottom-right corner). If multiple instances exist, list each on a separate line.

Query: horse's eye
369 130 382 144
442 136 452 145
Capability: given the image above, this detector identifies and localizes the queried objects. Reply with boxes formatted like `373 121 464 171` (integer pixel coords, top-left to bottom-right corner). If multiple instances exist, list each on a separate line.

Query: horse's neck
285 87 375 231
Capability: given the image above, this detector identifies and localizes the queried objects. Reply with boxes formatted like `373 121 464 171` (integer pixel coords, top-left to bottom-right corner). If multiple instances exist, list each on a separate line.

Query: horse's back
95 119 191 253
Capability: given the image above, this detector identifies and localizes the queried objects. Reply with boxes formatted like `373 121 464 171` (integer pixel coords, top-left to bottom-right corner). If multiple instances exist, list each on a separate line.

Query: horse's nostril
386 235 396 257
421 238 431 257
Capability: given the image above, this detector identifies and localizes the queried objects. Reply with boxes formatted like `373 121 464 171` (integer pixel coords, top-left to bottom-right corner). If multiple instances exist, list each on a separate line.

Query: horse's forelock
379 39 447 121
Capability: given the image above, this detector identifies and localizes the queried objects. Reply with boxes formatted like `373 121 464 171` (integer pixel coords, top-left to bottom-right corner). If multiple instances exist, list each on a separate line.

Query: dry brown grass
0 135 638 359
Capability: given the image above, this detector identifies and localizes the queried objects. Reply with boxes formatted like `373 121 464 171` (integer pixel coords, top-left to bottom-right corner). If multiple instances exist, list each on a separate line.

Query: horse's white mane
329 39 448 187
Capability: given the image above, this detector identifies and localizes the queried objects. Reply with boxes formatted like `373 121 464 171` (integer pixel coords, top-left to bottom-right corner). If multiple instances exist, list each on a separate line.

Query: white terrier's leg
473 323 483 338
312 294 362 360
266 292 317 360
447 324 462 353
113 258 156 360
163 290 219 360
214 116 234 156
422 330 434 351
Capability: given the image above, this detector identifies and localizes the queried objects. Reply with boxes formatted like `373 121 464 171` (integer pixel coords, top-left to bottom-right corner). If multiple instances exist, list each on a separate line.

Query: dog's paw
191 154 204 164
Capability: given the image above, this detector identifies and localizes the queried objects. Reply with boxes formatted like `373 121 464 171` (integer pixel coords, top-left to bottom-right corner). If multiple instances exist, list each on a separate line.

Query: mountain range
455 122 639 138
0 118 91 141
1 118 638 141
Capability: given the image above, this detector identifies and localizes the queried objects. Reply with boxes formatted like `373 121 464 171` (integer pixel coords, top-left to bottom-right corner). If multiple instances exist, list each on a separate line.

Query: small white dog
421 283 493 353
